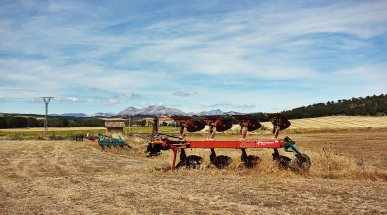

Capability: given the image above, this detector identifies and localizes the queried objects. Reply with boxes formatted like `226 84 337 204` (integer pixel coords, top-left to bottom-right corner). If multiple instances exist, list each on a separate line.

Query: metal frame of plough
147 114 311 171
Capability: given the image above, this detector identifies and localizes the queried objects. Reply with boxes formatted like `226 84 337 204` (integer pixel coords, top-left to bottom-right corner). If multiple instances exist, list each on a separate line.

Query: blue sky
0 0 386 115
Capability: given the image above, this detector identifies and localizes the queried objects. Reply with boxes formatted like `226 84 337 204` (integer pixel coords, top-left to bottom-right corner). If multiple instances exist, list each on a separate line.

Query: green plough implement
98 133 131 149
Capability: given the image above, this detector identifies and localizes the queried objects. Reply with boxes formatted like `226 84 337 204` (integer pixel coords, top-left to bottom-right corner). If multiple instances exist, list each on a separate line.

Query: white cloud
53 93 142 105
197 101 233 109
112 1 387 80
236 104 256 109
173 91 190 97
63 97 79 103
197 102 257 110
173 90 198 97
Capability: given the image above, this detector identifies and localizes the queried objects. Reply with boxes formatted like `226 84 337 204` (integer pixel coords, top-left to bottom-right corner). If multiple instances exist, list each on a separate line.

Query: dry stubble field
0 124 387 214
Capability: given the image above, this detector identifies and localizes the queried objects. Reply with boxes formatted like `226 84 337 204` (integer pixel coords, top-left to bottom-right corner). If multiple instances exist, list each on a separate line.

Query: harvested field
280 116 387 129
0 128 386 214
216 116 387 135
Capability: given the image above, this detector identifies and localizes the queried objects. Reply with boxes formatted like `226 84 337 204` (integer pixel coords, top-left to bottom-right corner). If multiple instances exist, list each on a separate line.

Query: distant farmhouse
142 115 175 126
158 115 175 126
105 121 125 133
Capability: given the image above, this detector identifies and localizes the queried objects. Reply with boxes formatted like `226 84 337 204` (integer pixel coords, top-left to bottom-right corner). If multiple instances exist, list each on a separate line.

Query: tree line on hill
281 94 386 119
0 117 105 129
0 116 162 129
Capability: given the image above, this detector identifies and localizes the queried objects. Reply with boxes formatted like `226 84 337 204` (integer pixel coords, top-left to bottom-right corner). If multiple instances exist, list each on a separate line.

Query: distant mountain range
199 109 224 115
90 112 117 117
50 112 116 117
198 109 242 116
60 113 88 117
53 105 241 117
118 105 186 116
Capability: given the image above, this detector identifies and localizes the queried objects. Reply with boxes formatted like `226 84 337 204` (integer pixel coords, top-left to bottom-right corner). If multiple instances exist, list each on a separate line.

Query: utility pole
41 97 54 135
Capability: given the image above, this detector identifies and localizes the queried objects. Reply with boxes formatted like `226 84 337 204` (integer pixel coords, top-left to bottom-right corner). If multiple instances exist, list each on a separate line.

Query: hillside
259 116 387 130
281 94 386 119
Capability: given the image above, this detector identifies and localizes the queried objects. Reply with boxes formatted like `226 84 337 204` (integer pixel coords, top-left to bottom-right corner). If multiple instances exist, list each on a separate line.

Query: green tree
0 116 7 128
8 117 28 128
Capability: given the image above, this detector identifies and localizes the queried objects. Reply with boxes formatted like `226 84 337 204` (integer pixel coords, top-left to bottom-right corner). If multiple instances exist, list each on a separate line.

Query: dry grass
284 115 387 129
194 116 387 136
1 128 387 214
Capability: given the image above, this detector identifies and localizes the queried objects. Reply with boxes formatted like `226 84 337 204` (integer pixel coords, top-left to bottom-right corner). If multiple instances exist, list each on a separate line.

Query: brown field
229 116 387 133
287 116 387 129
1 117 387 214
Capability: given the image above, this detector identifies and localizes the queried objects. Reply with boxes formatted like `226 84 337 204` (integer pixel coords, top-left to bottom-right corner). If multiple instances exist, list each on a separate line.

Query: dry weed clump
292 148 387 181
143 147 386 181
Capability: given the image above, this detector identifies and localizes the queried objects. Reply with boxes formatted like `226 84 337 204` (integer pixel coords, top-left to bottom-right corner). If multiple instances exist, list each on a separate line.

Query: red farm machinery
146 114 311 172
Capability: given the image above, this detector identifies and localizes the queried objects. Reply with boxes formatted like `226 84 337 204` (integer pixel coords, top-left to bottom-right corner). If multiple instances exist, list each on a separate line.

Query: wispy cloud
173 91 198 97
55 93 142 105
197 101 233 109
236 104 256 109
197 101 256 110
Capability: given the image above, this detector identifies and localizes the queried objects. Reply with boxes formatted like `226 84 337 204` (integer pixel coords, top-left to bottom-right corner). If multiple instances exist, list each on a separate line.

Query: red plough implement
147 114 311 172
